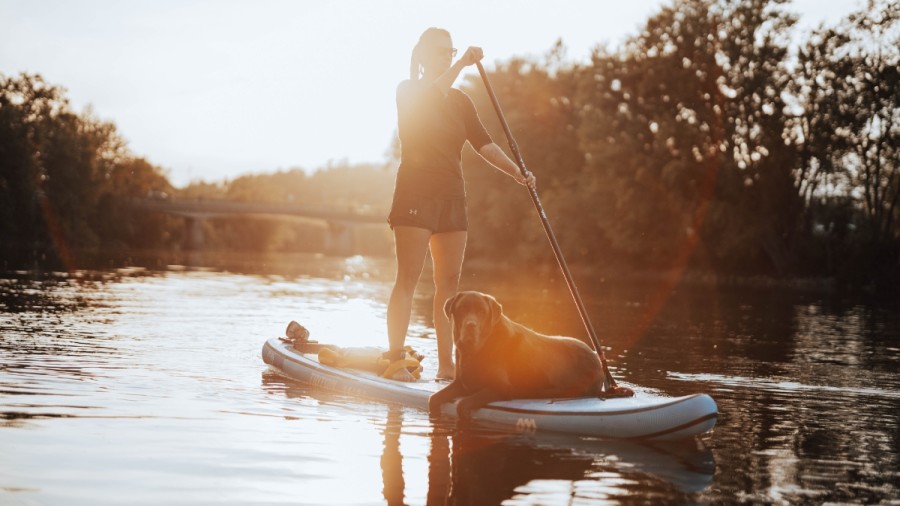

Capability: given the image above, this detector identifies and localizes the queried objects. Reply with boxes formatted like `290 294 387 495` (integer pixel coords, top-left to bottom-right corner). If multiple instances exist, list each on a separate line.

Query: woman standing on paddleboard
384 27 535 381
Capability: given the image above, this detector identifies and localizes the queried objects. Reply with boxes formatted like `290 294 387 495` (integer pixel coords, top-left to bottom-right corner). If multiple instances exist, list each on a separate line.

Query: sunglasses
434 47 458 58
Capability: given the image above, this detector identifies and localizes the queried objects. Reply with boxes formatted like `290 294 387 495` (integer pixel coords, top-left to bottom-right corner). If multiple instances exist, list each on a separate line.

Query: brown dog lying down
429 291 606 420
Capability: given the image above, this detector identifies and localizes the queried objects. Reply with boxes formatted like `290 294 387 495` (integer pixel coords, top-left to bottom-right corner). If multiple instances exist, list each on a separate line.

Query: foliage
461 45 585 264
0 73 175 266
575 0 802 273
176 163 395 254
824 1 899 279
460 0 897 286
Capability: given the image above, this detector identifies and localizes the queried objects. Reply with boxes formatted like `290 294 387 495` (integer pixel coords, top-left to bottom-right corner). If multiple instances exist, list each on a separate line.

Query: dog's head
443 291 503 353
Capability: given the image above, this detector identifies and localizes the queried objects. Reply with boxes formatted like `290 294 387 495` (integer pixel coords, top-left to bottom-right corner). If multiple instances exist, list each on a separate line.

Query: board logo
516 417 537 433
310 373 335 391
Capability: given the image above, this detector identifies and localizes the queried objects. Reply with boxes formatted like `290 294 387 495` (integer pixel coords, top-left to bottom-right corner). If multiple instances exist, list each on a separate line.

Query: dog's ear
443 293 460 320
487 294 503 329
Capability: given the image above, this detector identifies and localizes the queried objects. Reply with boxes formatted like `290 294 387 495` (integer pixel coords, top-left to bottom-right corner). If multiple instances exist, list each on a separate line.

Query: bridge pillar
324 221 354 256
186 217 205 250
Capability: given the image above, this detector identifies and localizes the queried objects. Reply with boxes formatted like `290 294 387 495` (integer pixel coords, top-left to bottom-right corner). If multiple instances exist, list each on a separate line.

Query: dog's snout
456 318 480 349
461 319 479 337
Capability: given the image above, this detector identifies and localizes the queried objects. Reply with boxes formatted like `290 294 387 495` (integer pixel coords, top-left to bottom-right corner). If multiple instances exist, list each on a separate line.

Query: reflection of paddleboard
261 337 717 441
518 432 716 493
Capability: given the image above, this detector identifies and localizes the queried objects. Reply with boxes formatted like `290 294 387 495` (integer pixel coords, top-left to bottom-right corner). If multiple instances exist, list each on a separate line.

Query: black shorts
387 193 467 233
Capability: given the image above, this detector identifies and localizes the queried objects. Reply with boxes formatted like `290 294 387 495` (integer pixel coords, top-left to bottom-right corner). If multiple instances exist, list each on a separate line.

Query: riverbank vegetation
1 0 896 292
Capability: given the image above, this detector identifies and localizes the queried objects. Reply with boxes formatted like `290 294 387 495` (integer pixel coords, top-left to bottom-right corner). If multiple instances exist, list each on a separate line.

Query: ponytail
409 43 423 80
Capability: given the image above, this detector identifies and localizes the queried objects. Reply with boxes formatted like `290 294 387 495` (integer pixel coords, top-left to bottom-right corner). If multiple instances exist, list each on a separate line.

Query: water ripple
668 372 900 400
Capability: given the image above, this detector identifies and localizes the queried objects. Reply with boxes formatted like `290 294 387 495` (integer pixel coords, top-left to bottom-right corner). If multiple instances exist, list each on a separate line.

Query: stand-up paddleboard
261 337 717 441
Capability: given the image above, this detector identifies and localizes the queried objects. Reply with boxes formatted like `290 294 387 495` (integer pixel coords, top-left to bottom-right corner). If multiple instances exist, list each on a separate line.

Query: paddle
474 61 632 397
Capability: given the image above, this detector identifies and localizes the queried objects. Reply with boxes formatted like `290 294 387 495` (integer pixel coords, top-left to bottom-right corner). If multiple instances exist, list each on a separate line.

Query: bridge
130 197 388 255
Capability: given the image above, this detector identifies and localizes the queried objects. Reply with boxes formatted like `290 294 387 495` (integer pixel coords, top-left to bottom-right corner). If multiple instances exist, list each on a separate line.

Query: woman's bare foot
436 366 455 381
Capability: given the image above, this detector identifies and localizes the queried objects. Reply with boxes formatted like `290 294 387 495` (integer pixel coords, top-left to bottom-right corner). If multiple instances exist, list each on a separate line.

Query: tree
95 156 177 249
785 0 899 283
832 1 899 271
577 0 803 274
0 73 65 258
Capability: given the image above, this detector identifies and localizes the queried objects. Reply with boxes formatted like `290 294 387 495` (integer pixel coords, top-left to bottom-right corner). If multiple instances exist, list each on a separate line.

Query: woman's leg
429 230 467 379
387 226 433 355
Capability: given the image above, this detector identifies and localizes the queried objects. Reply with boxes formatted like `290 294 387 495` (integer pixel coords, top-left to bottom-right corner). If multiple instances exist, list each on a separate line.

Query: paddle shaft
475 61 618 389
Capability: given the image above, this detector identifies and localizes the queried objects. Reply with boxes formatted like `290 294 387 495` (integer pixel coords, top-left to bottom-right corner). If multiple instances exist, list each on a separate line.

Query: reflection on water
436 427 715 505
267 372 716 505
1 253 898 504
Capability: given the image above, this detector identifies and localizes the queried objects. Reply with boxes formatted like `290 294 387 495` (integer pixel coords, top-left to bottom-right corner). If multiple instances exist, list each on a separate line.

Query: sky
2 0 862 187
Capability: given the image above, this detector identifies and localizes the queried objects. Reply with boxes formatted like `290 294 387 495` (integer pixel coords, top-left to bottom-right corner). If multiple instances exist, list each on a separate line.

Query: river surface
1 253 898 505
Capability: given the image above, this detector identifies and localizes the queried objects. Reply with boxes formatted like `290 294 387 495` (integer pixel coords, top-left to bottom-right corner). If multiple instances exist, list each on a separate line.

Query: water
1 254 898 505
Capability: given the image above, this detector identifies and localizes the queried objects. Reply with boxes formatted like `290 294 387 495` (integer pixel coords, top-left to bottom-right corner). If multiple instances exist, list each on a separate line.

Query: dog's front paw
428 395 446 416
455 399 477 421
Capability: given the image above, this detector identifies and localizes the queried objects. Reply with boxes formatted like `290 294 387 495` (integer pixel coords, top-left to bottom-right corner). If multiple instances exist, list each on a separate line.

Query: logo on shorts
408 208 418 215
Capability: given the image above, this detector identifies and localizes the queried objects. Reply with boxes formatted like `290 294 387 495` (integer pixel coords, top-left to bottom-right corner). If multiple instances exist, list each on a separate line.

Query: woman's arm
432 47 484 96
478 143 537 188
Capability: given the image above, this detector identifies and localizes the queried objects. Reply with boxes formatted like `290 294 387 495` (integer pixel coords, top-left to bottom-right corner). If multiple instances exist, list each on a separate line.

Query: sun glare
309 297 386 348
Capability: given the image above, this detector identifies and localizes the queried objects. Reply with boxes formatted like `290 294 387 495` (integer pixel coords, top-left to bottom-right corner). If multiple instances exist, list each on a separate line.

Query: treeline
174 164 395 255
0 73 396 263
459 0 898 288
1 0 897 289
0 73 179 267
